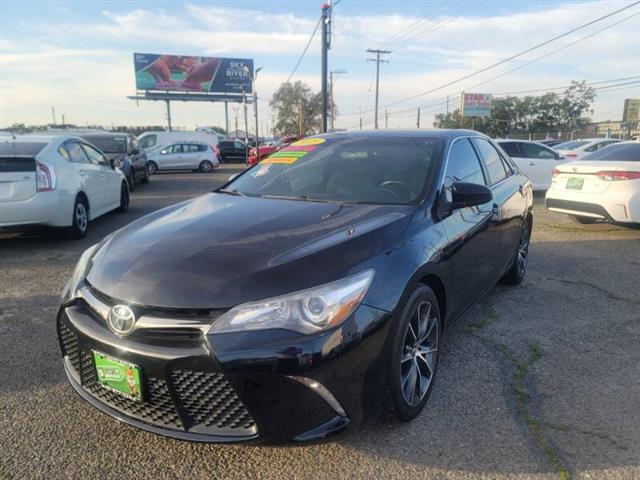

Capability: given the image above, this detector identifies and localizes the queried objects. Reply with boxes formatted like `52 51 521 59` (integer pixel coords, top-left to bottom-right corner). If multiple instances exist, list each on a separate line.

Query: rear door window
170 144 184 154
499 142 520 157
81 144 109 166
520 142 555 159
472 138 509 185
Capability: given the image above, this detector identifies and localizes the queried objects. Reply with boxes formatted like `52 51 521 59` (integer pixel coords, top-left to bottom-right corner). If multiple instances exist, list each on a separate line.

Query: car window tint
444 138 486 187
520 142 555 159
81 144 107 166
139 135 157 148
66 142 89 163
185 145 199 153
499 142 520 157
170 144 183 154
473 138 508 185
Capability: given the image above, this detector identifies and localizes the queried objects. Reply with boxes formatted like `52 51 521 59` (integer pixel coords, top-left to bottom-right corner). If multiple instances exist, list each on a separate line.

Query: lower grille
80 351 182 429
171 369 256 430
58 313 256 437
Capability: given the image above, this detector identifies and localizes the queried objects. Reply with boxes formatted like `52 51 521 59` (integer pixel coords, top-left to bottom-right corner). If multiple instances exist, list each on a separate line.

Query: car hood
87 193 414 309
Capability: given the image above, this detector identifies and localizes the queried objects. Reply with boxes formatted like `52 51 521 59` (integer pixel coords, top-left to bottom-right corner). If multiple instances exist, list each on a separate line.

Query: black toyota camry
57 130 533 443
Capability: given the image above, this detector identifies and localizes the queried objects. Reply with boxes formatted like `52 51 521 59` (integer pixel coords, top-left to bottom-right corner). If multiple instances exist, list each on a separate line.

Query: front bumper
57 283 392 443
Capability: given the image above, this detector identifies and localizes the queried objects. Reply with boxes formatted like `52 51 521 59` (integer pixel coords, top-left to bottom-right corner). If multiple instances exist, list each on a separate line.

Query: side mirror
109 158 116 169
160 149 167 155
450 182 493 209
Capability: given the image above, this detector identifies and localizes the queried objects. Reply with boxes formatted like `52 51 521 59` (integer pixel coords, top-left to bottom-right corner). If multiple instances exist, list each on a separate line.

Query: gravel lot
1 166 638 480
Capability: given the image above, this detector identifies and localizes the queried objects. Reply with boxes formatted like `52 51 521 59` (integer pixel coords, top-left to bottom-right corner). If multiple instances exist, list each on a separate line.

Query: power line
286 17 322 84
493 77 640 96
370 1 640 112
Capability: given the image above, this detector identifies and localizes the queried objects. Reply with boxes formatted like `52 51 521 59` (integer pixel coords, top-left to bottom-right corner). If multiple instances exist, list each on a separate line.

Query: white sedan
496 139 567 190
146 141 220 174
553 138 621 161
546 141 640 224
0 135 130 238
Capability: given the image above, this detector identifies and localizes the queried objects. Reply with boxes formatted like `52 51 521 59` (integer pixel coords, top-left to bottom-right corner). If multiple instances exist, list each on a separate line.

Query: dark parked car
57 130 533 443
80 133 149 191
217 140 247 163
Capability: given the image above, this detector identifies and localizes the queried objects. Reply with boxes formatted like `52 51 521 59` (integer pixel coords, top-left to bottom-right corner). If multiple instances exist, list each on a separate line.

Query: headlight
63 243 99 303
210 269 375 335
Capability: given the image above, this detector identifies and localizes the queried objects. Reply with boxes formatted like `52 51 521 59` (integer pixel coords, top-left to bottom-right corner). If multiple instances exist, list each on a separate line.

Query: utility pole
385 110 388 129
165 100 172 131
51 106 56 125
224 101 229 135
366 49 391 129
243 92 249 160
253 67 262 149
320 3 332 133
329 69 346 131
417 108 421 128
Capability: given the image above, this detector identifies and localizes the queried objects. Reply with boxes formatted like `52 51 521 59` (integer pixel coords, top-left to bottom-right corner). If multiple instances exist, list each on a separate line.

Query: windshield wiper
217 188 245 196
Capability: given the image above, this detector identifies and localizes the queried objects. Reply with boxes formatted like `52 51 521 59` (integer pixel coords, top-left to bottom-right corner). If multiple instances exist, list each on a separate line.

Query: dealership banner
462 93 493 117
134 53 253 94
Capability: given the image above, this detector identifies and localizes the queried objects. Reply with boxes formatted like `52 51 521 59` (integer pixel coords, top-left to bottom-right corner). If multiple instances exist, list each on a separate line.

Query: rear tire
385 284 441 422
140 166 150 184
67 195 89 239
572 215 598 224
199 160 214 173
117 182 129 213
147 161 158 175
501 218 531 285
128 171 135 192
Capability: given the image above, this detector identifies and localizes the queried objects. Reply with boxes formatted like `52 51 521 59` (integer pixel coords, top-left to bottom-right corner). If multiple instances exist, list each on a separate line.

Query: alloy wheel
400 301 439 407
517 226 530 278
200 161 213 173
75 202 88 233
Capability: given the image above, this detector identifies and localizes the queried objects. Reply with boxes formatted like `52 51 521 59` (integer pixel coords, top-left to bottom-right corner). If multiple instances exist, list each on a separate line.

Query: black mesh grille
79 351 182 429
171 369 256 431
58 320 80 372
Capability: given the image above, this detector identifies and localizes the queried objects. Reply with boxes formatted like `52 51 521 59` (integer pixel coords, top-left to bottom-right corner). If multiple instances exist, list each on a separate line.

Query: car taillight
596 170 640 181
213 145 220 158
36 160 56 192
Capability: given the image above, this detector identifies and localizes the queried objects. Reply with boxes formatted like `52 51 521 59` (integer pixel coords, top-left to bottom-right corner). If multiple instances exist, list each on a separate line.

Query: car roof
313 128 487 141
495 139 543 145
2 134 85 144
80 133 129 139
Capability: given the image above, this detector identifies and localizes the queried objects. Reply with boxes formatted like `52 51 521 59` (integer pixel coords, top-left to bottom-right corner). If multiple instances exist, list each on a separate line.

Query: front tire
199 160 213 173
572 215 597 224
117 182 129 213
67 195 89 239
147 161 158 175
385 285 441 422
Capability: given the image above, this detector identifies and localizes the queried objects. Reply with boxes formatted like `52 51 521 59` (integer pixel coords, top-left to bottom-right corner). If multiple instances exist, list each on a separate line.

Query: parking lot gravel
1 166 638 480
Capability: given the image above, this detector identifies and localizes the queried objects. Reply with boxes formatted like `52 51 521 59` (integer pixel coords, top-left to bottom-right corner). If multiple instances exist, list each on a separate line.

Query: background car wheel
128 171 135 192
147 161 158 175
67 195 89 239
140 166 150 184
385 284 441 422
117 182 129 213
199 160 213 173
572 215 598 224
501 218 531 285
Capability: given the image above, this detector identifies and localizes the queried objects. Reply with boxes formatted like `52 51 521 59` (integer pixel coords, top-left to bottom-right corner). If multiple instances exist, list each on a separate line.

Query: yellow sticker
262 156 300 165
290 138 325 147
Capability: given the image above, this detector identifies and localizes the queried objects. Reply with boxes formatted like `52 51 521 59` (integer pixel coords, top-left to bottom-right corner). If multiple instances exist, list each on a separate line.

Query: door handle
528 161 536 166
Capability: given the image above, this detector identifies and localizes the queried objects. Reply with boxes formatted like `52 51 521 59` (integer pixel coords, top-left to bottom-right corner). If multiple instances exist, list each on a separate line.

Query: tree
269 81 335 136
433 80 596 136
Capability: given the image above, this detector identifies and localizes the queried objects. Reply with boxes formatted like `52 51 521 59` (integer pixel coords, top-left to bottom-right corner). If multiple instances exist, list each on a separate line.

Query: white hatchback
546 141 640 224
146 141 220 174
0 135 129 238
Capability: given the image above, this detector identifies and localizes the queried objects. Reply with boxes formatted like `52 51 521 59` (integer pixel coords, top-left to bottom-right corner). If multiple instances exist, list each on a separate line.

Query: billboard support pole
243 92 249 159
165 100 172 131
224 101 229 135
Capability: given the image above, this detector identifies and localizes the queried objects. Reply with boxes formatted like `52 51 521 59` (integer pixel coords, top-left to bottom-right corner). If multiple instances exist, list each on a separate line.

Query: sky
1 0 639 133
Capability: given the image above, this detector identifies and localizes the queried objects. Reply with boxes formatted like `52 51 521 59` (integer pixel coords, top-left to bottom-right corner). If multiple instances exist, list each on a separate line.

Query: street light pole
253 67 262 152
366 49 391 130
329 69 346 131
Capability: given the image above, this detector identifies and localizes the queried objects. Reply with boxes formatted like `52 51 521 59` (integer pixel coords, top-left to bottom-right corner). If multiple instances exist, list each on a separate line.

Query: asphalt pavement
1 166 638 480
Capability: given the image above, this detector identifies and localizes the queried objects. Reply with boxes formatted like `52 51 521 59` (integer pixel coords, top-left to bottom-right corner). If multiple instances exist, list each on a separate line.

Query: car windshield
84 136 127 153
554 140 588 150
582 143 640 161
225 136 444 205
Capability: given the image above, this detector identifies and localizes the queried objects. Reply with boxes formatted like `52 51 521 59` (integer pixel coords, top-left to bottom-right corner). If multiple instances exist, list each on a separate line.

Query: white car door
516 142 562 190
498 141 537 186
183 144 203 169
64 141 104 212
81 143 121 212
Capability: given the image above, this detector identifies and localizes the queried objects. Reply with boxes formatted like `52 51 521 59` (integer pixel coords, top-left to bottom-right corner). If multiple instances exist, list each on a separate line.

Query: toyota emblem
107 305 136 336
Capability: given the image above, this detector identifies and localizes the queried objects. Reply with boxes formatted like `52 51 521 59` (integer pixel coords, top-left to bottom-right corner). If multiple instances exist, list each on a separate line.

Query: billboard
622 98 640 122
462 93 493 117
134 53 253 94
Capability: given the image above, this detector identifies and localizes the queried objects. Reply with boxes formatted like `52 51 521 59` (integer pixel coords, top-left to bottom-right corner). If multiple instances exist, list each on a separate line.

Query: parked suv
218 140 247 163
146 141 220 174
80 133 149 192
0 135 129 238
